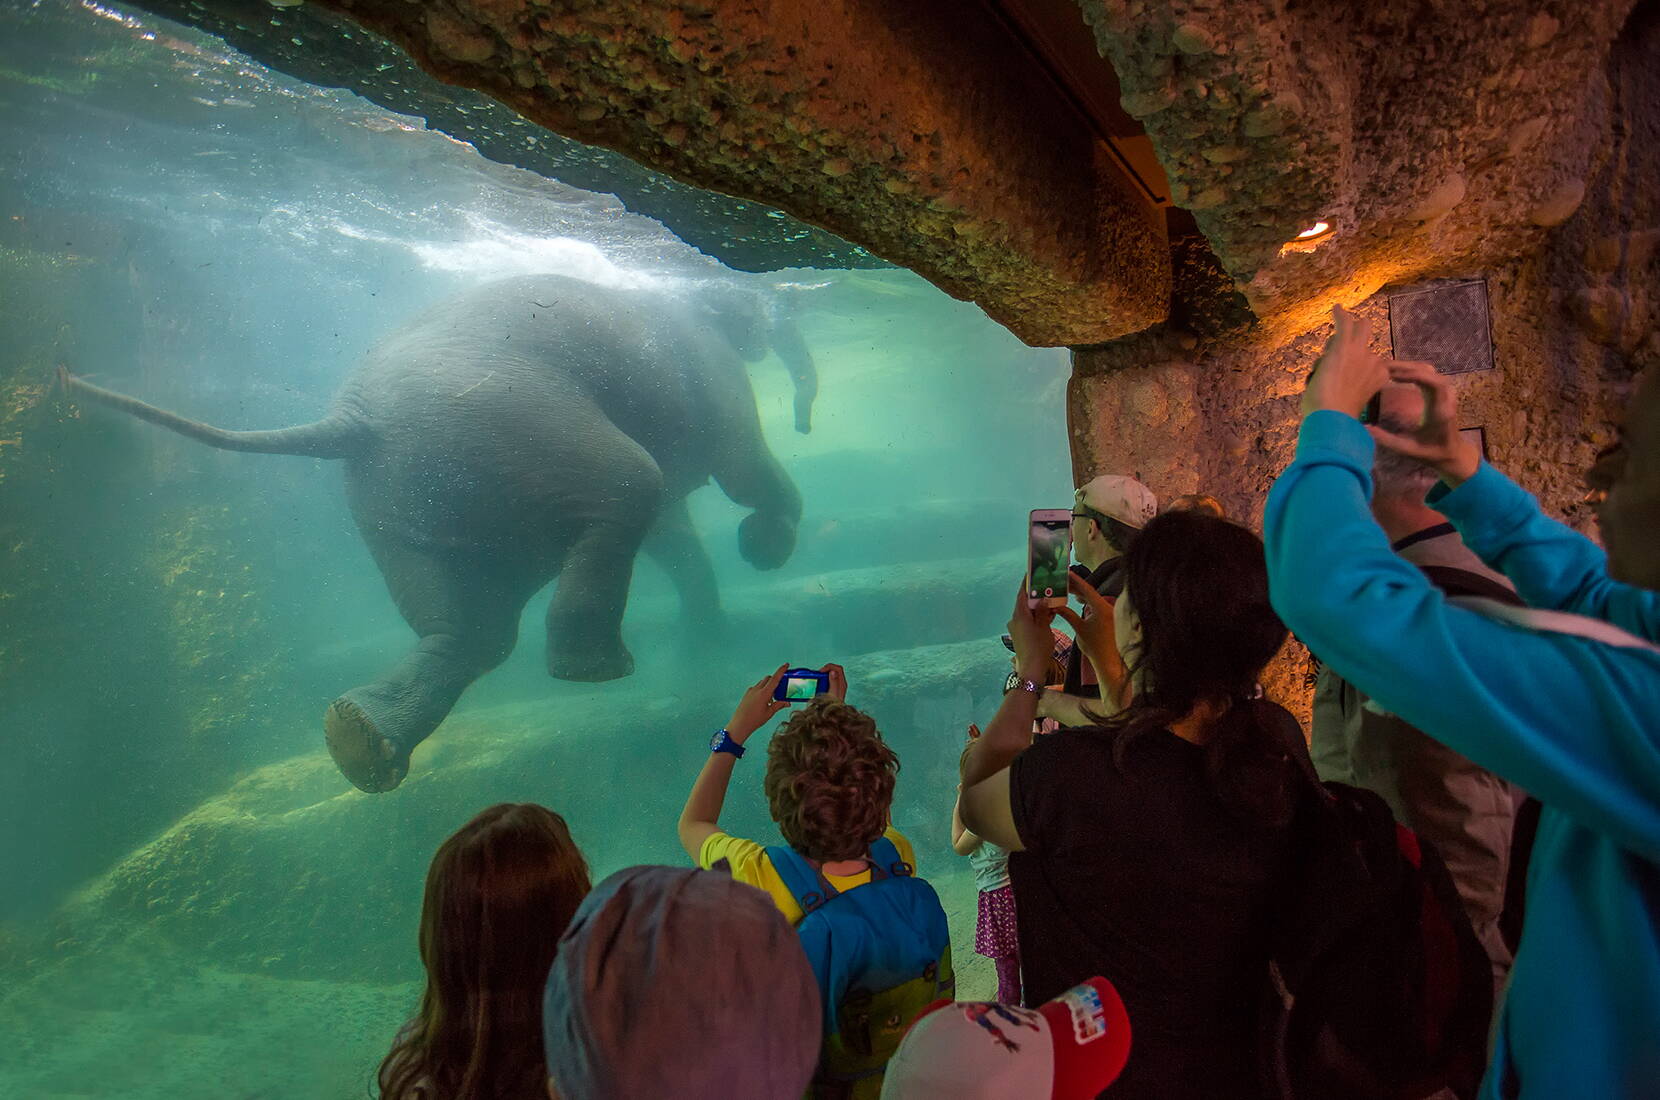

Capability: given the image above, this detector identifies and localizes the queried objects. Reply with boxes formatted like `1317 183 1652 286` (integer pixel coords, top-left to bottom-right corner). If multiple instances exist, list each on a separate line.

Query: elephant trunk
59 366 364 459
768 313 818 435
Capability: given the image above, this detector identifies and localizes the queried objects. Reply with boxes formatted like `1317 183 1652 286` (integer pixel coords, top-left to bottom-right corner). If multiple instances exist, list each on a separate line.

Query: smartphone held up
1027 509 1072 610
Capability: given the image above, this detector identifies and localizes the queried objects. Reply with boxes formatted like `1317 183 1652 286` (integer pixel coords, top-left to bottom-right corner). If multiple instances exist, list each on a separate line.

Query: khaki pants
1312 666 1516 990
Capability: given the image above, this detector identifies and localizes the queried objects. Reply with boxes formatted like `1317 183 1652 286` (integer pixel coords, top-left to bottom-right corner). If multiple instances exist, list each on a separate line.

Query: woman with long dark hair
378 803 591 1100
959 511 1305 1099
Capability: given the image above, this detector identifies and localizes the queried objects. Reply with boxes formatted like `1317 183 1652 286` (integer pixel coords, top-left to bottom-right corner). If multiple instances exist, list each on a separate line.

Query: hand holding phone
727 665 792 741
1302 306 1392 423
820 663 849 702
773 667 832 702
1027 509 1072 610
1369 359 1483 484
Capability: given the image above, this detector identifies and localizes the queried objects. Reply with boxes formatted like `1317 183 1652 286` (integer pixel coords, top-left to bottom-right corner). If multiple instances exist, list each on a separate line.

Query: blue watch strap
710 728 746 758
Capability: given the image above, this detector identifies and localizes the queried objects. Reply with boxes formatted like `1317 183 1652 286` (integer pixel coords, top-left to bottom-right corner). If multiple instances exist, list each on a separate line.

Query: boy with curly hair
680 664 950 1096
677 663 916 921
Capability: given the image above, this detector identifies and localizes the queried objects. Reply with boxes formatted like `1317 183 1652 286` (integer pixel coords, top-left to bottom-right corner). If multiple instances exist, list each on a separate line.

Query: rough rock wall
118 0 883 273
1069 1 1658 719
0 241 292 915
1080 0 1641 340
315 0 1170 346
1074 0 1656 527
53 637 1009 980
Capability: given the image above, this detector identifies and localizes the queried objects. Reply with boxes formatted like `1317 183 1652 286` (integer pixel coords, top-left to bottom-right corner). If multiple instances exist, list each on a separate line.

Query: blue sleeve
1265 411 1660 862
1428 465 1660 640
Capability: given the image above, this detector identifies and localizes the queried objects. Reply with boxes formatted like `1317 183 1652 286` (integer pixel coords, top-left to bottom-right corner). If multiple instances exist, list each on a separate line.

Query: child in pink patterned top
957 627 1076 1002
952 781 1021 1003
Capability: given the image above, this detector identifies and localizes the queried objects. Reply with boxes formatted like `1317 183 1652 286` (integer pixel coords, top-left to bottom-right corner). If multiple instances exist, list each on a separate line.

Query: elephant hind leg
643 497 722 626
325 695 407 794
328 546 527 792
545 430 665 683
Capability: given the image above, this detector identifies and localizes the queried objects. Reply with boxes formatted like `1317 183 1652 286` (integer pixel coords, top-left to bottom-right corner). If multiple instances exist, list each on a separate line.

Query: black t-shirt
1008 725 1295 1099
1062 560 1124 697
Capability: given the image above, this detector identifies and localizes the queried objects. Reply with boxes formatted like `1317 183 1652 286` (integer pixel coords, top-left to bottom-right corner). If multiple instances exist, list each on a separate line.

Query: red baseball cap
879 977 1132 1099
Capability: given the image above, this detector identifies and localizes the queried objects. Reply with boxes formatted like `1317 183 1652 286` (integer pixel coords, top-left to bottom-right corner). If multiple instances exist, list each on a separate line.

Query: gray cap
542 865 821 1099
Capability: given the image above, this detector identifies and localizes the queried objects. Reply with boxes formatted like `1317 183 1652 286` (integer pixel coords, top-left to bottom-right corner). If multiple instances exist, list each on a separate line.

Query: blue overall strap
765 845 838 916
869 836 913 879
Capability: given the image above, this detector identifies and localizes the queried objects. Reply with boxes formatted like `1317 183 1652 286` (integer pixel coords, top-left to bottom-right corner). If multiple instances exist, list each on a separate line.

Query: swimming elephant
61 274 812 792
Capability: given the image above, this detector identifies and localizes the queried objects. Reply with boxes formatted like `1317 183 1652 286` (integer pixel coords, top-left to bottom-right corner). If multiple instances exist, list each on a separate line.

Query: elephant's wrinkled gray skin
62 275 810 793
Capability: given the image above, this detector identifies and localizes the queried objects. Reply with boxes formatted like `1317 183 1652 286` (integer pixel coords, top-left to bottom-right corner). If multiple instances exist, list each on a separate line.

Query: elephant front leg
546 520 650 683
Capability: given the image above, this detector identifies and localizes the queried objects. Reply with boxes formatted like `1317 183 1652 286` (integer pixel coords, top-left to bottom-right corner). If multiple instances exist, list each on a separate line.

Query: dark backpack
768 838 955 1099
1260 769 1494 1100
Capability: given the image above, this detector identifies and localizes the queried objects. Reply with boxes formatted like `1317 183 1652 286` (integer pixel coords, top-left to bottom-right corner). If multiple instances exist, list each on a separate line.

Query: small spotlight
1280 219 1336 254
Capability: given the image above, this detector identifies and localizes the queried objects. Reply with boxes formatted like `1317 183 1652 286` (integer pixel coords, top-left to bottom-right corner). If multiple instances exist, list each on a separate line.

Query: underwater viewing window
0 2 1072 1095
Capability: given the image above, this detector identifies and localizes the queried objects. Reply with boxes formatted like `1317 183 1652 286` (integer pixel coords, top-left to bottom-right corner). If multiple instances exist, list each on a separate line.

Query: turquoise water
0 2 1072 1095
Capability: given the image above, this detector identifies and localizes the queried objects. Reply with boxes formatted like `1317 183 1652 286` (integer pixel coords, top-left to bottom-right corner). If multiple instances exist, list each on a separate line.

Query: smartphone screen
1360 391 1382 425
1027 510 1073 608
774 669 830 701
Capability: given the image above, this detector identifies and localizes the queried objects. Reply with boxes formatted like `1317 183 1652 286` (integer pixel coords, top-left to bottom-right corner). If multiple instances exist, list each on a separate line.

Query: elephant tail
58 365 364 459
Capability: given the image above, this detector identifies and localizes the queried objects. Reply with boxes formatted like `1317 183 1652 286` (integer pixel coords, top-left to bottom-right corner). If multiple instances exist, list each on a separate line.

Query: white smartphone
1027 509 1073 609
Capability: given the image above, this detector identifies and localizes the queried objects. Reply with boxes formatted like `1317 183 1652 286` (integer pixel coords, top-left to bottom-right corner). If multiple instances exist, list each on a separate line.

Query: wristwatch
710 728 746 758
1003 672 1044 698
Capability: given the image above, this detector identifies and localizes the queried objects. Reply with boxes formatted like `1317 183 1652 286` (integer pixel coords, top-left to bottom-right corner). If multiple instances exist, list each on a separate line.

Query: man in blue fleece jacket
1264 306 1660 1099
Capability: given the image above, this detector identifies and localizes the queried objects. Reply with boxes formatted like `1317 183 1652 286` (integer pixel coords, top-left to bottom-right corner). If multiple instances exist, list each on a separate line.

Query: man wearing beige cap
1038 475 1157 728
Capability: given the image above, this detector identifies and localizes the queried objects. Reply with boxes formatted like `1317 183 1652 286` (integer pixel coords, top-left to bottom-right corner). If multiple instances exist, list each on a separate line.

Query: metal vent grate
1387 279 1494 375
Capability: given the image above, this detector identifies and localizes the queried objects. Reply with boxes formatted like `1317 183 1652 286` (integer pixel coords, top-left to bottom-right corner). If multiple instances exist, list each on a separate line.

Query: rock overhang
113 0 1647 355
123 0 1175 347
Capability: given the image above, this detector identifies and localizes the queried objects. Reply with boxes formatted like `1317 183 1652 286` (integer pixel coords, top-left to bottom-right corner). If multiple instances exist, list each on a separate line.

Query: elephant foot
547 642 635 683
325 697 411 794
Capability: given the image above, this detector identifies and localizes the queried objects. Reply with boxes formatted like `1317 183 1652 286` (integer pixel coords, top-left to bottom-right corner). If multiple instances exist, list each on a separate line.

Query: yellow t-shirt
698 827 917 926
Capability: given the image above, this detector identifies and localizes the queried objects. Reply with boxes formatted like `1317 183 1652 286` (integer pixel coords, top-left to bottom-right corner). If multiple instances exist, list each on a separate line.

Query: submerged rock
55 635 1011 982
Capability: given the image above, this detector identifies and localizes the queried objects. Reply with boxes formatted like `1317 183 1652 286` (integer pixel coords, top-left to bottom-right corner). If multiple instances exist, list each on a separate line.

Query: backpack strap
766 845 839 916
1418 564 1524 607
869 836 913 879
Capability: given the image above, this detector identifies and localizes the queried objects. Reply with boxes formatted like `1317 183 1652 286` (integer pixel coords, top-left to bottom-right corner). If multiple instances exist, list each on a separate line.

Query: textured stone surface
1069 3 1653 530
56 635 1009 980
1079 0 1642 340
1068 2 1657 721
1069 346 1199 498
121 0 883 273
120 0 1646 353
0 236 302 913
304 0 1171 346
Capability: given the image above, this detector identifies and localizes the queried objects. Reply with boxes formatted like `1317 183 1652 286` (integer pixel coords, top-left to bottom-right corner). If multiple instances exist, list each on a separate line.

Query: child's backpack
1259 771 1494 1100
767 837 955 1099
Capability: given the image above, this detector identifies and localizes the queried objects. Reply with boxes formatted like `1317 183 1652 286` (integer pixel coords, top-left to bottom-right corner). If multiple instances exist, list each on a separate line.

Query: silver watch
1004 672 1043 697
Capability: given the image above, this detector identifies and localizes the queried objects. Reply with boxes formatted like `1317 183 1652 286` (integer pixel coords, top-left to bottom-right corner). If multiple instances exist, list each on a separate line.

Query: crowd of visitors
375 307 1656 1099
